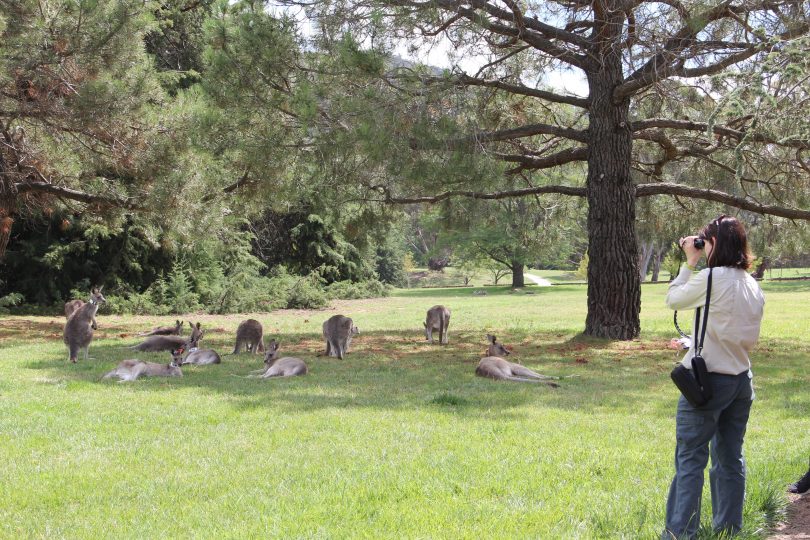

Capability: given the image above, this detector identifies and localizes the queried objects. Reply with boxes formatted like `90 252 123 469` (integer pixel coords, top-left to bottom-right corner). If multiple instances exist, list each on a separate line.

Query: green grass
1 282 808 538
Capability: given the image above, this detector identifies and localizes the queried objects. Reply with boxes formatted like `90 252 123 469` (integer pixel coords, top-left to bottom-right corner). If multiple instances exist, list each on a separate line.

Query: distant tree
280 0 810 339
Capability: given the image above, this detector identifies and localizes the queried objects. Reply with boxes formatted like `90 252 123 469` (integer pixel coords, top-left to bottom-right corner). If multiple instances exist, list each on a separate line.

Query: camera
693 238 705 249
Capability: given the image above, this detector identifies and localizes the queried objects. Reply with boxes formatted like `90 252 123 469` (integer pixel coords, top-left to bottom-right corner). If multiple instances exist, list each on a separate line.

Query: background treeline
2 0 810 316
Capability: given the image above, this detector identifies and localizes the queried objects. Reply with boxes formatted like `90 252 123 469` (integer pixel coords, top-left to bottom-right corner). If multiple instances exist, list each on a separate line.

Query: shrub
326 279 389 300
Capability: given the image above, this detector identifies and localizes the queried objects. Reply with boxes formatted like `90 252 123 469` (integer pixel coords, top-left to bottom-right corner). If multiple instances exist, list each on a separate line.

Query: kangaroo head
174 320 183 332
351 325 360 336
486 334 511 357
170 346 185 366
89 286 106 305
264 339 280 366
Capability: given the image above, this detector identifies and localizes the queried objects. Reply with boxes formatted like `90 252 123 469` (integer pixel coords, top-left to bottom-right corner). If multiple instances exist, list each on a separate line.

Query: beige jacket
666 265 765 375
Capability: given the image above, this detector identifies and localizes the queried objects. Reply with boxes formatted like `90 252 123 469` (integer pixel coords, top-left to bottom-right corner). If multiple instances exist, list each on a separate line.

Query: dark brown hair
699 215 753 270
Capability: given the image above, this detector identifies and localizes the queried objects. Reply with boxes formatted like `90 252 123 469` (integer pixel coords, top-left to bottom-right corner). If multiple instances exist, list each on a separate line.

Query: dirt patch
769 494 810 539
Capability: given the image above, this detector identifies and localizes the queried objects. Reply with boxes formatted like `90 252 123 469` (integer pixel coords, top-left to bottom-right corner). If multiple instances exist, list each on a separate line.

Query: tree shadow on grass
18 327 715 421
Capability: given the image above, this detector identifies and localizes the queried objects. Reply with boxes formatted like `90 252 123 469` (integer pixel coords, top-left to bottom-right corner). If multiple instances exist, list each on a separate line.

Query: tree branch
13 181 144 210
364 182 810 221
436 123 588 149
631 119 810 149
635 182 810 220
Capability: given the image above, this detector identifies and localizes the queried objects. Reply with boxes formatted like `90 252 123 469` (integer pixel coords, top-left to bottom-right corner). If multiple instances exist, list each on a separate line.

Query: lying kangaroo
475 334 560 386
102 348 183 382
132 321 202 352
424 305 451 345
250 340 308 378
180 343 221 365
137 319 183 337
232 319 264 354
322 315 359 359
63 287 106 363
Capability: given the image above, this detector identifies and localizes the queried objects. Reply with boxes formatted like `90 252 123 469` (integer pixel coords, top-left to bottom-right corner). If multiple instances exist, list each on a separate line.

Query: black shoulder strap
694 268 713 358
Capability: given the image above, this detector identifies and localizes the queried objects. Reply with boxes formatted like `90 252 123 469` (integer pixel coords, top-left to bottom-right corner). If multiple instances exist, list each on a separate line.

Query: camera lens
694 238 705 249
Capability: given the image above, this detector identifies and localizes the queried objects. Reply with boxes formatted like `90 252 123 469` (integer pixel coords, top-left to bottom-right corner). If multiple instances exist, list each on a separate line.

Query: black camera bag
670 269 714 407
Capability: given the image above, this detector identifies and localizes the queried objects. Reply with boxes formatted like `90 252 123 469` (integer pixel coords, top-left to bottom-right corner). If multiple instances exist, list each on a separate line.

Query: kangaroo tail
502 375 542 383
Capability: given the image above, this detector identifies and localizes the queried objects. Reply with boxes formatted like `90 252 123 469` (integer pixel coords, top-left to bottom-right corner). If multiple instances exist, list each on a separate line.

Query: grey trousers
662 371 754 539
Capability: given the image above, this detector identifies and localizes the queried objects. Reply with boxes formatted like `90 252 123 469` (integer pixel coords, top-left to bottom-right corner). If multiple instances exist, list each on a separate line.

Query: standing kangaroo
250 340 308 378
132 321 202 352
475 335 560 386
137 320 184 337
232 319 264 354
64 299 85 319
322 315 359 360
63 287 106 363
102 348 183 382
424 305 451 345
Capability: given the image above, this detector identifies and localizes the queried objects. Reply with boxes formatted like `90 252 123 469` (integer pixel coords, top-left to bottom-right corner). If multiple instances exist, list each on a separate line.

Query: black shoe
789 468 810 494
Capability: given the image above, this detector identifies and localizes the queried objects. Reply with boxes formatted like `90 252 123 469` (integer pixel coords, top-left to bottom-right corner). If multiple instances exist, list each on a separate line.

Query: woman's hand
679 235 703 267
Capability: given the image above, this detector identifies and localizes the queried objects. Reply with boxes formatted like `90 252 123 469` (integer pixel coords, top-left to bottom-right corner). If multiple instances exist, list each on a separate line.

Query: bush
326 279 390 300
0 292 24 314
104 291 169 315
263 267 327 309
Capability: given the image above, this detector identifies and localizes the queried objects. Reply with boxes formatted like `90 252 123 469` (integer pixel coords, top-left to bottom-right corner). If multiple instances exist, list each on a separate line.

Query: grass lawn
1 282 808 538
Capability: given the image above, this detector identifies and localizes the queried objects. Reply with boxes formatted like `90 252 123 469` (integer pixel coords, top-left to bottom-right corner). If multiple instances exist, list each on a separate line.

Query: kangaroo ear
196 322 201 329
98 285 103 292
188 320 194 328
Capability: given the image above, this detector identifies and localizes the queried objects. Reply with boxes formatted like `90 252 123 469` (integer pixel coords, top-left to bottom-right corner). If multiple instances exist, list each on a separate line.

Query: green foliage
662 244 686 280
0 292 24 314
375 246 408 287
575 251 589 281
325 279 389 300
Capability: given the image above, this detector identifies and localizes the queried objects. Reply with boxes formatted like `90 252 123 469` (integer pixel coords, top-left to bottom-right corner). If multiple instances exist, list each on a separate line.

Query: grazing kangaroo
132 321 202 352
475 335 560 386
102 348 183 382
232 319 264 354
137 320 183 337
322 315 359 359
424 305 451 345
63 287 106 363
250 340 308 378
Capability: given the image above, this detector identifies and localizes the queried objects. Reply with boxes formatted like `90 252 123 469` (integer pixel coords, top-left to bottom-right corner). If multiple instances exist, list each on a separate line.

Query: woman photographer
662 215 765 539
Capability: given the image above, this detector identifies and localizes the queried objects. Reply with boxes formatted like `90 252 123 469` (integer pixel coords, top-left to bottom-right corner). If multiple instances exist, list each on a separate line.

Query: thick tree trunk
651 246 662 282
751 256 770 279
584 37 641 339
511 262 524 288
638 240 654 282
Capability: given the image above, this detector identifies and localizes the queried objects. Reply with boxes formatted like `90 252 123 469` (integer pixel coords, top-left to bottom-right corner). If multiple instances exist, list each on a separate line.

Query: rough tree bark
584 3 640 339
510 261 525 288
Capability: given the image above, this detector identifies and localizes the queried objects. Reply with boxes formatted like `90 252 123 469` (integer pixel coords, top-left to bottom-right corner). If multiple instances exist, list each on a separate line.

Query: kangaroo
424 305 451 345
475 334 560 386
232 319 264 354
132 321 202 352
137 320 184 337
322 315 359 360
250 340 308 378
102 348 183 382
64 299 84 318
63 287 106 363
180 344 221 366
65 299 97 329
